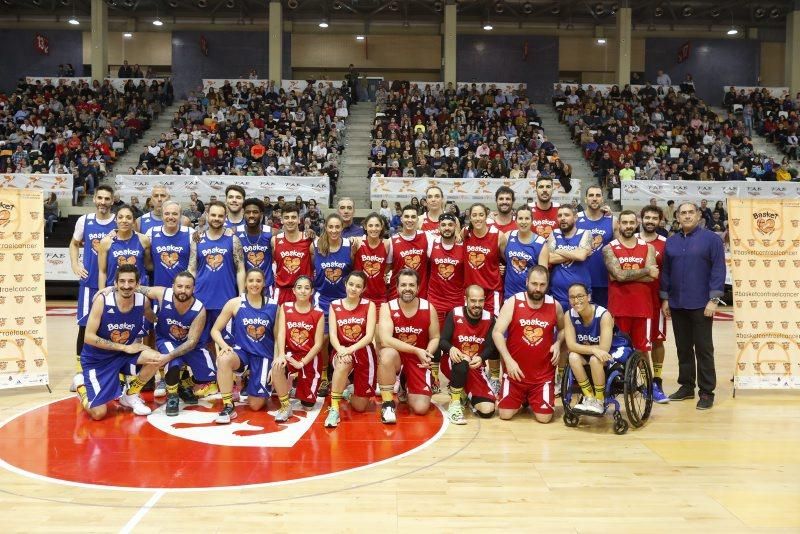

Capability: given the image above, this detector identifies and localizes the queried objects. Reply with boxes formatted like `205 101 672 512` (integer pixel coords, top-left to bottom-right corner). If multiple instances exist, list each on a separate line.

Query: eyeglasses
569 294 589 302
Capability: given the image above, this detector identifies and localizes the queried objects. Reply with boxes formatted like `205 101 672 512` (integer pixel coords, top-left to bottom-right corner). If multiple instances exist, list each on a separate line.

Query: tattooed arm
232 235 246 293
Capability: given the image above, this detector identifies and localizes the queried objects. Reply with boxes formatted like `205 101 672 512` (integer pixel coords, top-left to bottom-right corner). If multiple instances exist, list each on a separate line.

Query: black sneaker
215 404 237 424
696 394 714 410
165 394 180 416
179 386 199 405
668 386 695 401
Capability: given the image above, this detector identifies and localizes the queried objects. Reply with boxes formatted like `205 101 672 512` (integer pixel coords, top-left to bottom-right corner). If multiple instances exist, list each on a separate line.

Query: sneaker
380 402 397 424
448 403 467 425
274 404 293 422
696 393 714 410
652 382 670 404
317 378 330 398
574 396 595 414
154 378 167 398
215 404 237 424
342 384 354 402
397 385 408 404
179 386 199 405
324 408 340 428
165 394 180 416
669 386 695 401
431 381 441 394
119 392 152 416
194 382 219 398
488 377 500 397
587 397 605 414
239 388 249 403
70 372 81 392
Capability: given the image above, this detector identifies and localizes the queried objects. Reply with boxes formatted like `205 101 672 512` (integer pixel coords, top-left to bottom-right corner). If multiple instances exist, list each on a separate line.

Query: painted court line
120 490 165 533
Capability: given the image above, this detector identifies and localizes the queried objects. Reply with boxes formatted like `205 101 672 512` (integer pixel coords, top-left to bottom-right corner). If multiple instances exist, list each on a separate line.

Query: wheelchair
561 349 653 435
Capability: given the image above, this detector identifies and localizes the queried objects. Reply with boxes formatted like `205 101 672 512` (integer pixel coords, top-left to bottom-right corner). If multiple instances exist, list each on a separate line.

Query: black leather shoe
668 386 695 401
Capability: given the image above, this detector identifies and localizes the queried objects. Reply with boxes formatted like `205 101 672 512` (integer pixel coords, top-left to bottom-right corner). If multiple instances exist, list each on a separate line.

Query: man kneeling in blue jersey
563 282 634 415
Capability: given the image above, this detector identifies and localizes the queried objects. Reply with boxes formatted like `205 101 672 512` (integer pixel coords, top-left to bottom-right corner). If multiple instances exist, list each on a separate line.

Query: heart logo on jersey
468 251 485 269
591 235 603 250
284 256 301 274
510 257 528 273
342 324 362 341
160 251 179 268
91 238 101 253
246 324 266 341
622 262 635 270
403 255 421 271
461 342 480 356
169 324 189 340
290 328 309 346
247 251 265 266
362 260 381 277
117 256 136 266
324 267 343 284
523 326 543 346
536 225 552 238
110 330 130 344
206 254 224 270
398 333 417 345
437 263 455 280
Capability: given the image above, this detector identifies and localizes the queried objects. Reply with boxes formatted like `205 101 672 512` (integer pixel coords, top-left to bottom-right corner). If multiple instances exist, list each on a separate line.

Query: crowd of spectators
116 61 158 79
125 80 350 205
554 81 798 194
723 87 799 165
369 81 574 193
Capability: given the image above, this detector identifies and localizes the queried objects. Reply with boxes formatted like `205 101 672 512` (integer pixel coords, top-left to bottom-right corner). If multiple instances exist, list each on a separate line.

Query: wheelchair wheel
623 351 653 428
560 367 582 426
613 413 629 435
563 412 579 427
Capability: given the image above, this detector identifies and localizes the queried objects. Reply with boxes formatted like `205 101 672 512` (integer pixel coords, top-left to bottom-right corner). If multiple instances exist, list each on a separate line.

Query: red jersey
505 292 558 384
427 238 466 316
607 238 652 318
331 298 371 347
450 306 492 358
464 226 502 291
420 213 441 236
282 302 323 356
353 239 389 305
638 233 666 306
273 232 312 288
388 298 431 353
489 216 517 233
531 203 560 238
388 231 429 300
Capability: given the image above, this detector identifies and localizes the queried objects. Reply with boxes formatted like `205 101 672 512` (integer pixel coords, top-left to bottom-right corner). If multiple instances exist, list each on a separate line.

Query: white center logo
147 397 323 448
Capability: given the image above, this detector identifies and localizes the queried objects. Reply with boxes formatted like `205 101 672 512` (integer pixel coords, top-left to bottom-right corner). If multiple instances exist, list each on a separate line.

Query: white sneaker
585 397 604 415
154 378 167 398
119 392 152 416
574 396 594 414
342 384 354 402
380 403 397 424
70 372 81 392
448 403 467 425
488 377 500 397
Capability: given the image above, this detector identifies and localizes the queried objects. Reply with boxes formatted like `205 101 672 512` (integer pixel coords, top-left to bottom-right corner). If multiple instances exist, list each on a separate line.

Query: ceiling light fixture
356 34 365 40
123 32 133 37
319 19 329 28
483 22 493 30
596 37 607 44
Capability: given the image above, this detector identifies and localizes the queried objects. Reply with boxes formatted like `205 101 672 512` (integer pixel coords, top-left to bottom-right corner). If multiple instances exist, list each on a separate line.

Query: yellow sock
379 385 394 403
180 374 194 389
127 377 146 395
166 383 179 396
594 384 605 399
578 378 593 398
430 362 440 382
653 363 663 379
76 384 89 408
489 361 500 380
557 365 564 380
450 386 463 403
331 392 342 411
75 355 82 373
279 394 290 410
221 392 233 407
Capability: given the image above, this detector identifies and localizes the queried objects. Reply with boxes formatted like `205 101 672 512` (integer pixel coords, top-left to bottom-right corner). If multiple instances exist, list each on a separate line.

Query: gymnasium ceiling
1 0 797 29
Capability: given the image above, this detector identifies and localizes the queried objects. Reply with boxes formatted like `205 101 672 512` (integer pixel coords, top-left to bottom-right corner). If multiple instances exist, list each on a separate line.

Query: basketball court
0 305 797 532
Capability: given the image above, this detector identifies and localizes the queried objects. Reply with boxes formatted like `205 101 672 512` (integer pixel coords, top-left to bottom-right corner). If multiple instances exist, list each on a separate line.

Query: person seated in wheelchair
563 282 635 415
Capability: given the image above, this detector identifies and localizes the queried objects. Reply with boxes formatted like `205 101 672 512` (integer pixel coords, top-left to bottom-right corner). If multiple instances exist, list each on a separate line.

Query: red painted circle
0 395 445 489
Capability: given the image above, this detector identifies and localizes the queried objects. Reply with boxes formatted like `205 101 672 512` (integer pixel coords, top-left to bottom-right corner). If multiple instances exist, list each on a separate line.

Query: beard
620 228 636 239
642 222 657 233
400 290 417 303
174 292 191 302
559 222 574 233
526 289 545 302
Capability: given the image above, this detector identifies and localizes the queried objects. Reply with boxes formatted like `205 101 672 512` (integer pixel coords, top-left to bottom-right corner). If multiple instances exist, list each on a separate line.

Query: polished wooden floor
0 303 798 533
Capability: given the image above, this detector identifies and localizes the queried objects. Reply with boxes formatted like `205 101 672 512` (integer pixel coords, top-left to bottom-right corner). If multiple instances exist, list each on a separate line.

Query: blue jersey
550 228 592 305
81 291 146 360
235 224 274 289
155 288 206 350
148 225 192 287
195 232 238 310
80 213 116 289
569 305 631 350
503 230 547 298
224 215 244 229
231 294 278 358
576 212 614 288
137 212 163 235
105 233 149 287
313 237 353 312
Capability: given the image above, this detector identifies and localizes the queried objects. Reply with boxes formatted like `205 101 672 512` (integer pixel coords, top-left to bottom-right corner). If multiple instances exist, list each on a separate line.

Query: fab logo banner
0 188 49 390
729 198 800 390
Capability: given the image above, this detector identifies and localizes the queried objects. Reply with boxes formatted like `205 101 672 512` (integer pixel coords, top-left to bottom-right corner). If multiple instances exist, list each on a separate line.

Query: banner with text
45 247 78 281
729 198 800 390
621 180 800 207
113 175 330 206
201 79 343 93
0 173 73 201
0 188 50 390
370 177 580 204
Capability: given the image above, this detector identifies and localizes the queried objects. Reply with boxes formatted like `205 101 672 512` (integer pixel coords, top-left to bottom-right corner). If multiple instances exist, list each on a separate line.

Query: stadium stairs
112 102 184 174
536 104 596 201
335 101 377 216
